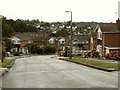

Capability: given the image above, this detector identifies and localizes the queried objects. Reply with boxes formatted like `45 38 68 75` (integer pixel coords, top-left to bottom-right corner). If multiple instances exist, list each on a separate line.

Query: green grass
64 58 119 71
0 60 13 68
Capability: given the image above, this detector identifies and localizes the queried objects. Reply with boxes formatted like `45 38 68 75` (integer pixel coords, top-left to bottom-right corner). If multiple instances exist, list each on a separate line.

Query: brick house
91 19 120 57
16 32 49 53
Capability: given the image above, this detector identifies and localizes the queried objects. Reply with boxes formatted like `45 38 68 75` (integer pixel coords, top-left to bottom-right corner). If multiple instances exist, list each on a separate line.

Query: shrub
92 51 100 58
28 44 37 54
36 47 43 54
105 51 120 60
13 52 21 56
28 44 56 55
84 50 100 58
43 45 56 54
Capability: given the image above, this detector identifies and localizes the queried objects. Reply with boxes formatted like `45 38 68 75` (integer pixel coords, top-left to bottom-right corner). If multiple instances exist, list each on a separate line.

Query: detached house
91 19 120 57
72 35 90 54
48 37 66 49
10 36 20 52
15 32 49 54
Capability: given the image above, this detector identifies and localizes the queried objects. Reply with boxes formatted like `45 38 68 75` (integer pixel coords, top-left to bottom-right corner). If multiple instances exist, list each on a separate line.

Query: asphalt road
1 55 118 88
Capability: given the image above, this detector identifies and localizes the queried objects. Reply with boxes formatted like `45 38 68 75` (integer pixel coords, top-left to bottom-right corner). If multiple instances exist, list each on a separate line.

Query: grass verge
61 57 119 71
0 59 14 68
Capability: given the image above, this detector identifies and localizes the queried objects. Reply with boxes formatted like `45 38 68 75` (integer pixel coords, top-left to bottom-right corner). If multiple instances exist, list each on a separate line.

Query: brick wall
102 33 120 47
102 33 120 56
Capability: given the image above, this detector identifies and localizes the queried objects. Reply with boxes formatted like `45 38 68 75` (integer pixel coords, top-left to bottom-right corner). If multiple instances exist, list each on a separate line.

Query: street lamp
65 11 72 59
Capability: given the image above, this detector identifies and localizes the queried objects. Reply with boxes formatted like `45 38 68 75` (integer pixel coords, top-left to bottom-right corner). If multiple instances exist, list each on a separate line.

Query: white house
58 37 65 49
48 37 56 44
10 36 20 52
59 38 65 44
95 24 102 55
11 36 20 45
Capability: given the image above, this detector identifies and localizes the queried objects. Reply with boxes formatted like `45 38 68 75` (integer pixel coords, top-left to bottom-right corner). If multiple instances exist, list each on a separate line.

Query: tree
43 45 55 54
36 47 43 54
2 17 14 38
3 38 13 52
56 29 69 37
28 44 38 54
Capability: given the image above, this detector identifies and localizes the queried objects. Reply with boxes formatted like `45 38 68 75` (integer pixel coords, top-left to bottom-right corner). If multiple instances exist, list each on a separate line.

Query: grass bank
60 57 119 71
0 59 14 68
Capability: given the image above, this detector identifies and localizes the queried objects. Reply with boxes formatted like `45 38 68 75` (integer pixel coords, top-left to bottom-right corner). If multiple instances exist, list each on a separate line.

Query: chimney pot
116 18 120 31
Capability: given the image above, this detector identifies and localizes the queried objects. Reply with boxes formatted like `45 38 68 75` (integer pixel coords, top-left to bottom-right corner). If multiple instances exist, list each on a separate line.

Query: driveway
1 55 118 88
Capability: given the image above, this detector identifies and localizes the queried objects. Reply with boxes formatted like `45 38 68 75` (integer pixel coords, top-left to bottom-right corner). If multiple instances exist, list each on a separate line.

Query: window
100 33 102 38
12 40 16 44
18 40 20 44
62 41 65 44
98 32 102 40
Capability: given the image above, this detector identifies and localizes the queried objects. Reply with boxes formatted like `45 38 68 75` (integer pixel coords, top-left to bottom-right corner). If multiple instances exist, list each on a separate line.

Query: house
15 32 50 53
48 37 66 49
48 37 56 44
58 37 66 49
10 36 20 52
20 40 32 54
72 35 90 55
92 18 120 57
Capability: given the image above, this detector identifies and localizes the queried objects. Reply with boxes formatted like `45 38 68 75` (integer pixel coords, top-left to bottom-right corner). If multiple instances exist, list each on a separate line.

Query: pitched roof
73 35 90 41
98 23 117 32
15 32 49 41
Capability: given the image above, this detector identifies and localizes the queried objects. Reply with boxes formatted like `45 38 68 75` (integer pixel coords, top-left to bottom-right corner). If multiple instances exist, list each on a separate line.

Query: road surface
1 55 118 88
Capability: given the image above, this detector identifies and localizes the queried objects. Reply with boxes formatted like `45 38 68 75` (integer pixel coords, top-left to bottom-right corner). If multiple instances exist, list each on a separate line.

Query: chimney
116 1 120 31
116 18 120 31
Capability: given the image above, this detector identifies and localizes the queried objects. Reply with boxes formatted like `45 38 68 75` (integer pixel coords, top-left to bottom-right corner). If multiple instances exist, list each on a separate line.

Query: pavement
86 57 119 64
1 55 118 88
0 68 8 77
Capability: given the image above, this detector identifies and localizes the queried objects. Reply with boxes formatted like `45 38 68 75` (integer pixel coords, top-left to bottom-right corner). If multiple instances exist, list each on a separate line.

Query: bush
28 44 56 55
13 52 21 56
105 51 120 60
43 45 56 54
36 47 43 54
84 50 100 58
28 44 37 54
92 51 100 58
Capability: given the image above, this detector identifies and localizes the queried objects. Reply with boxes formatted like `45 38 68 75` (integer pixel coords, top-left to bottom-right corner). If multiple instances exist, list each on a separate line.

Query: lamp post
65 11 72 59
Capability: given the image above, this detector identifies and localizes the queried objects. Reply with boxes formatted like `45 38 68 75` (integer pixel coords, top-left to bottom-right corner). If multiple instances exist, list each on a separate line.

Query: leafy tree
3 38 14 52
2 17 14 38
36 47 43 54
56 29 69 37
40 22 50 28
12 20 38 32
28 44 38 54
43 45 55 54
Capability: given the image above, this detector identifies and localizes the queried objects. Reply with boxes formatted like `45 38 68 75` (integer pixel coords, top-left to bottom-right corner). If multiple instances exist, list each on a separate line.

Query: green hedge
28 44 56 54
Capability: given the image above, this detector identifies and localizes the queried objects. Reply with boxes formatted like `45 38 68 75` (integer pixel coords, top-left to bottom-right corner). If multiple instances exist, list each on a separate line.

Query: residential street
1 55 118 88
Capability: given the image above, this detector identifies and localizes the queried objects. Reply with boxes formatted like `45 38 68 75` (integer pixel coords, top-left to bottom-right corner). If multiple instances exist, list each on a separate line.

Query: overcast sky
0 0 120 22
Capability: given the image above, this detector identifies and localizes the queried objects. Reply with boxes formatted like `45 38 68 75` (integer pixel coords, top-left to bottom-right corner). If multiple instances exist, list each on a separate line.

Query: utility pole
65 11 72 59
